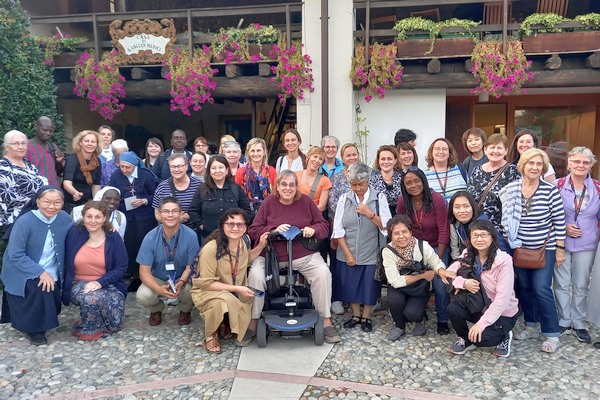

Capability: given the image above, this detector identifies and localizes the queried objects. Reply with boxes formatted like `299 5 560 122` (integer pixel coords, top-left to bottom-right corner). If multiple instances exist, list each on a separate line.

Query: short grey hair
3 130 27 153
568 146 596 167
168 152 189 165
222 141 241 152
111 139 129 152
321 135 340 149
347 162 371 182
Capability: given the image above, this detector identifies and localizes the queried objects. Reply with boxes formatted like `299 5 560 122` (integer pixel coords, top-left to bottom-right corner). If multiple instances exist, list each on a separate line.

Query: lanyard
354 193 363 219
571 177 587 223
162 231 180 262
434 167 448 198
456 224 468 249
228 242 241 284
414 206 424 235
476 258 483 276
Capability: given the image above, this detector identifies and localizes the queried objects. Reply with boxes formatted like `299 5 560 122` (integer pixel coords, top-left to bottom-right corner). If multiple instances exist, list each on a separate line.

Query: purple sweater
556 175 600 252
248 194 328 261
449 249 519 330
397 191 449 248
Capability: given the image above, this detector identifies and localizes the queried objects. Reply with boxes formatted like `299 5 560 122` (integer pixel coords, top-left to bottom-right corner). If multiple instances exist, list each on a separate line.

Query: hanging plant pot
522 31 600 53
397 37 475 58
53 51 85 68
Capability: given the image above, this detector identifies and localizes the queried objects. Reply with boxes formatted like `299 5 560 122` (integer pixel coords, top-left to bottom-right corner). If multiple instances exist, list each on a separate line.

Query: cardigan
381 239 445 288
397 191 449 248
62 226 128 305
1 211 73 297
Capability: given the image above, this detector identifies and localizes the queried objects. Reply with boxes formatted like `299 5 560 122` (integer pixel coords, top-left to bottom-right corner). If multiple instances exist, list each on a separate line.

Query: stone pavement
1 290 600 400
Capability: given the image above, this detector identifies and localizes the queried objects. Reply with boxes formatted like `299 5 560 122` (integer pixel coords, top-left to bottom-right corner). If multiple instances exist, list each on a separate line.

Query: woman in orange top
295 146 332 212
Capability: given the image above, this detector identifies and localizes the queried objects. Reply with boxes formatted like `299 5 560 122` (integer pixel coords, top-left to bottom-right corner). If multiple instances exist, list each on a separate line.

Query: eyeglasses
401 166 419 175
39 200 63 208
224 222 246 229
433 147 449 152
160 209 181 215
169 164 186 170
569 159 592 166
471 232 492 239
279 182 297 188
7 141 28 147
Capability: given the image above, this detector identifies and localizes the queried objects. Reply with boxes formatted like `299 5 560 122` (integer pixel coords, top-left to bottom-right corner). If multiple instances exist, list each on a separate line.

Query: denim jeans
432 246 450 323
514 249 560 337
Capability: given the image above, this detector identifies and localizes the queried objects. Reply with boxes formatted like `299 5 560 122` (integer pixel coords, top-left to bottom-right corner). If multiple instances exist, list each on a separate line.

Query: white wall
354 89 447 167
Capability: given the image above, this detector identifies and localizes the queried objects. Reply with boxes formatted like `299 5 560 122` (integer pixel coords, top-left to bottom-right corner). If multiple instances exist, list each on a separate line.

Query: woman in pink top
295 146 332 211
440 219 519 358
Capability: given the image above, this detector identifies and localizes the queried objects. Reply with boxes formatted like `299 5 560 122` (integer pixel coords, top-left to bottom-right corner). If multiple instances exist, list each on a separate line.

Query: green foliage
436 18 480 37
519 13 566 36
0 0 65 147
33 34 88 66
574 13 600 31
394 17 438 40
354 104 370 164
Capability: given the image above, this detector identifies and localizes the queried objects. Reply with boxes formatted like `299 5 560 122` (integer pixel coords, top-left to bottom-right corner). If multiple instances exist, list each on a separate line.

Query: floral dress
369 170 402 216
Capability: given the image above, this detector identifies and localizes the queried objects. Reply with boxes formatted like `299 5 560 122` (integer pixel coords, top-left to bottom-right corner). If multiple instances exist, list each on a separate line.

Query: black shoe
574 328 592 343
127 278 142 292
343 316 361 329
437 322 450 335
28 332 48 346
593 341 600 349
361 318 373 332
559 326 572 337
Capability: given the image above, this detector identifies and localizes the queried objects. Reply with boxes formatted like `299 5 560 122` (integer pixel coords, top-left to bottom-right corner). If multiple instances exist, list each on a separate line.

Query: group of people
1 118 599 359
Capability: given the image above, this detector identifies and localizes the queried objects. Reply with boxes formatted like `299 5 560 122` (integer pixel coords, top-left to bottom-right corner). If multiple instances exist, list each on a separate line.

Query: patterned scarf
242 165 271 203
391 237 417 270
76 151 100 186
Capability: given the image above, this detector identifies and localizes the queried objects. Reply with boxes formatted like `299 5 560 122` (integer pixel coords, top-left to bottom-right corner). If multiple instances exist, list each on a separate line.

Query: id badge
165 262 175 271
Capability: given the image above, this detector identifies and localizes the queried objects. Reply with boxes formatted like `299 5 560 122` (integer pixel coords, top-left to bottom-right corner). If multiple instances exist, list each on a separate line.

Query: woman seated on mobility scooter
440 219 519 358
247 170 341 343
191 208 268 353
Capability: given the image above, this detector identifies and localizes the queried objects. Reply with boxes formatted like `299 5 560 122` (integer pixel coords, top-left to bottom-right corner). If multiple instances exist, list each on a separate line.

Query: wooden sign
109 19 176 64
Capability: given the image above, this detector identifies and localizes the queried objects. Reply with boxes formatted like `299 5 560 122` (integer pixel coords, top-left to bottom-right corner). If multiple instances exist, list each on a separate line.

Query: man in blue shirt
319 135 344 179
136 197 200 326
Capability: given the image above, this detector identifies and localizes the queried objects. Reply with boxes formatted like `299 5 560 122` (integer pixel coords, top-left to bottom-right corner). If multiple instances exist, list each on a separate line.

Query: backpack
556 176 600 196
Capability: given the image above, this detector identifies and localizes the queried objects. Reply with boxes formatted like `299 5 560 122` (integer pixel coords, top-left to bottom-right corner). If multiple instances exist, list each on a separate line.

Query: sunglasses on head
401 166 420 175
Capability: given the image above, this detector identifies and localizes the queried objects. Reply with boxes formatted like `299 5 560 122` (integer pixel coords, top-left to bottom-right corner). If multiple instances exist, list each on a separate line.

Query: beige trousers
136 277 193 313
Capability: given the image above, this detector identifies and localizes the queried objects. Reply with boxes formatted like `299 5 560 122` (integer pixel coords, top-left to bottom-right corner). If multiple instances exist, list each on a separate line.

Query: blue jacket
109 167 157 221
1 211 73 297
62 226 128 305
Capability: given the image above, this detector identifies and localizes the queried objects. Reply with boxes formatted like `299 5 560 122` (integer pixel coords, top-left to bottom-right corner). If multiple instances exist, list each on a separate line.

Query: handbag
398 240 430 297
512 232 550 269
265 241 281 295
477 162 511 209
450 263 491 314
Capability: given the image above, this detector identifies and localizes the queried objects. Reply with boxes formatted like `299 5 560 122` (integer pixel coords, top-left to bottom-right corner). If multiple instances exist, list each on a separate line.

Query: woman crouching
63 200 128 340
441 220 519 357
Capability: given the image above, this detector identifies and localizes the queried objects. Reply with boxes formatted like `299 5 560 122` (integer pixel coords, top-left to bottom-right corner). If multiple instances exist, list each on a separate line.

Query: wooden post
286 4 291 49
187 10 193 62
502 0 508 54
92 14 100 62
365 1 371 66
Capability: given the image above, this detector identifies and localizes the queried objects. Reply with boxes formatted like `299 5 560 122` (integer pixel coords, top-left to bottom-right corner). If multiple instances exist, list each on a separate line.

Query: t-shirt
425 165 467 205
136 225 200 281
295 171 332 206
26 141 61 186
74 243 106 281
152 176 202 211
62 153 101 207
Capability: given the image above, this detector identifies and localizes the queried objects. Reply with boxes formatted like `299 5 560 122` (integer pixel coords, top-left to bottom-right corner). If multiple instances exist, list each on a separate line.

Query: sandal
540 337 559 353
343 316 362 329
218 322 234 339
204 333 221 354
361 318 373 332
514 327 539 340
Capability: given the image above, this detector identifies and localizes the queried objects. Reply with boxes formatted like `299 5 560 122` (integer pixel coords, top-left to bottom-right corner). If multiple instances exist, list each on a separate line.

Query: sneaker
437 322 450 335
324 326 341 343
371 300 382 314
331 301 345 315
559 326 572 337
574 328 592 344
388 327 406 342
413 322 427 336
450 337 476 355
493 330 513 358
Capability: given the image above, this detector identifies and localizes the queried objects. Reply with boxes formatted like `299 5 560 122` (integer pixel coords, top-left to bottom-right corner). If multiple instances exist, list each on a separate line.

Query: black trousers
387 286 429 329
447 301 518 347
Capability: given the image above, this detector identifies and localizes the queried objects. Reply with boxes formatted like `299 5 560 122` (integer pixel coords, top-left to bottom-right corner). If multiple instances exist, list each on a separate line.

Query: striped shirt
425 165 467 205
152 176 202 212
516 180 566 250
26 141 61 186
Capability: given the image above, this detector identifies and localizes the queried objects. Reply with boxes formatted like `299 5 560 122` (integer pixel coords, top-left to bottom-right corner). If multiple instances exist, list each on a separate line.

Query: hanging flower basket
350 43 403 102
470 39 533 98
269 39 314 105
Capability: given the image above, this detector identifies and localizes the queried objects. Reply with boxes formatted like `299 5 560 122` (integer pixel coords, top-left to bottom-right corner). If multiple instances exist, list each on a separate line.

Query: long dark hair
447 191 480 225
399 167 434 216
282 128 307 169
201 155 231 196
508 129 539 165
459 219 498 272
205 208 248 257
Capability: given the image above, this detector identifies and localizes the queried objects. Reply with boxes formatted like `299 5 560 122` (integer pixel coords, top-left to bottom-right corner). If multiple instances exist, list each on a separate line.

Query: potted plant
269 39 314 105
521 12 600 53
470 39 533 98
164 45 218 115
395 17 478 57
211 27 249 64
73 50 126 120
34 33 87 67
350 42 403 102
246 23 280 61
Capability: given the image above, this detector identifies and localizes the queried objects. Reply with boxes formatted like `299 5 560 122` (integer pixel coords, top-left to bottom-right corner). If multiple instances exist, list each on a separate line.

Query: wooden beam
57 77 281 99
131 67 155 80
258 63 274 77
227 98 246 104
427 58 441 74
353 0 526 8
225 64 243 78
544 54 562 71
585 52 600 69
